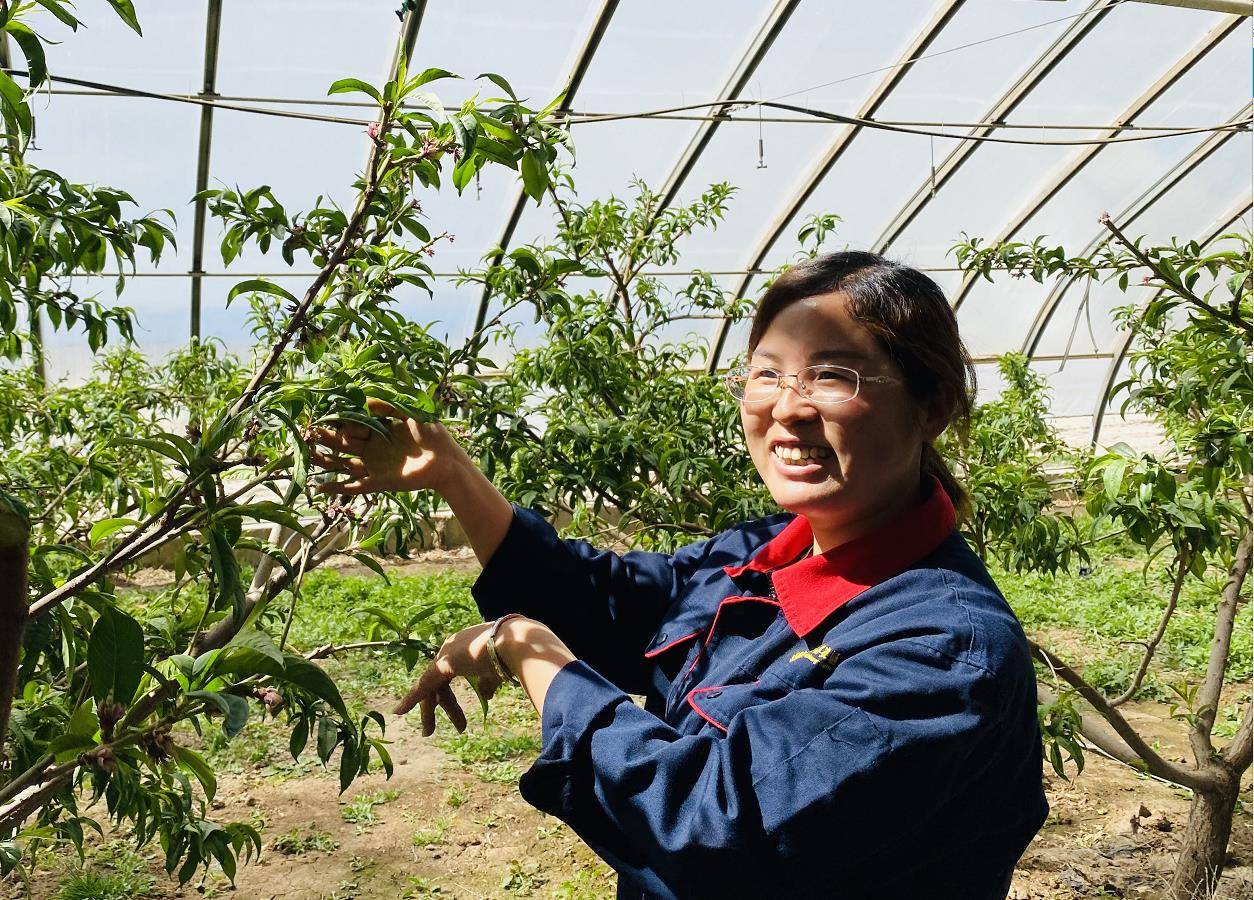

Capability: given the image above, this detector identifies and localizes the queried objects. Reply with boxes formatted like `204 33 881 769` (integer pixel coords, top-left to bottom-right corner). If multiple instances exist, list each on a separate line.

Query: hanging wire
7 69 1249 147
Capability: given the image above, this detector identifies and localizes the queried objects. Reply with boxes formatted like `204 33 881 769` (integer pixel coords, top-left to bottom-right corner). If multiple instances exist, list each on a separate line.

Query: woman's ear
918 387 954 444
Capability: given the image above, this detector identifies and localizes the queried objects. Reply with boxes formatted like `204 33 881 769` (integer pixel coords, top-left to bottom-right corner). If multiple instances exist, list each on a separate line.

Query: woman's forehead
752 293 883 362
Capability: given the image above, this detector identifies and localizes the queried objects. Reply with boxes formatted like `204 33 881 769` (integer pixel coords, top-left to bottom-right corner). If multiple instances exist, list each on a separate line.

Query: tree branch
1223 702 1252 772
1190 530 1252 763
1100 214 1252 335
1029 637 1212 790
1111 549 1189 707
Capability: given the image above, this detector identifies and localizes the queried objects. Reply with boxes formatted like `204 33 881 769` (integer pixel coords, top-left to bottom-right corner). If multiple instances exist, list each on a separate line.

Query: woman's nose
770 379 820 422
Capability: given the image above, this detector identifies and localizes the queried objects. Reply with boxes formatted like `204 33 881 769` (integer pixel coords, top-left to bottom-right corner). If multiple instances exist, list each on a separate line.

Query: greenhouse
0 1 1250 898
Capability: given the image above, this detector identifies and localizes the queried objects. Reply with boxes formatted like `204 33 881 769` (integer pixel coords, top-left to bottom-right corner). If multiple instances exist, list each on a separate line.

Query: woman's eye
748 368 779 381
814 369 853 382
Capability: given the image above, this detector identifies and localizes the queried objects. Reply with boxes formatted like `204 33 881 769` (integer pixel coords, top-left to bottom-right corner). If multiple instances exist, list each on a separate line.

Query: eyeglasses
723 364 901 405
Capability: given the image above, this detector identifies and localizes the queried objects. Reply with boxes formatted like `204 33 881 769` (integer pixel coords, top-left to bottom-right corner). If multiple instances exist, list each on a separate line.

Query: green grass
55 841 156 900
340 788 402 826
993 549 1252 701
271 826 340 855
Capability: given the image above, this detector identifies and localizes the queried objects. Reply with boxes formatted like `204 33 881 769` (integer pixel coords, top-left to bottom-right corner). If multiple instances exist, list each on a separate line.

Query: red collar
723 477 956 637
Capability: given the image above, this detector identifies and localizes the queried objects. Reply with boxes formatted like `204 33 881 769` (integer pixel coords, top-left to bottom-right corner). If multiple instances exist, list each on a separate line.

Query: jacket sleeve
518 634 1014 898
471 505 714 693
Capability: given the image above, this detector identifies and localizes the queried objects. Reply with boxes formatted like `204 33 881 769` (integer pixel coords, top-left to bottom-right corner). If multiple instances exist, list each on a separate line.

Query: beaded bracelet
487 613 524 686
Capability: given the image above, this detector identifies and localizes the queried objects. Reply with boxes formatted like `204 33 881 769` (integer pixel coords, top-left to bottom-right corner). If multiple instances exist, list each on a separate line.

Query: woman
310 251 1048 899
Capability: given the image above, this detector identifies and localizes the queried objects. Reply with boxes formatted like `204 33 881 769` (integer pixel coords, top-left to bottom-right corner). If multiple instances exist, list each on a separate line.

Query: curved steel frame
1021 102 1251 357
706 0 968 372
469 0 799 345
1089 196 1252 447
948 14 1243 313
872 0 1114 254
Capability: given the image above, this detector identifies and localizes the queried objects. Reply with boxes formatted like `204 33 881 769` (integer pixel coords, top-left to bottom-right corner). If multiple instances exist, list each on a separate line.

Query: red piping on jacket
643 630 702 659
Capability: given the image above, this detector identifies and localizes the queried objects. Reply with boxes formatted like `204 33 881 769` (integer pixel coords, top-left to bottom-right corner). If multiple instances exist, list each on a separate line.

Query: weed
445 784 469 808
439 728 540 785
402 875 445 897
56 841 156 900
411 816 452 847
554 865 617 900
341 788 402 826
500 859 544 896
272 826 340 855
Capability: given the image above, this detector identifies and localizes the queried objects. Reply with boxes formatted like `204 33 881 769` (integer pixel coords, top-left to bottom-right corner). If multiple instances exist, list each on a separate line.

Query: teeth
772 445 831 464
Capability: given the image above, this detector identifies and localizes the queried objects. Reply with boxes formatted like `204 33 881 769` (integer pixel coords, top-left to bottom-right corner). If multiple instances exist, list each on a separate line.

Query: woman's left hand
394 623 503 736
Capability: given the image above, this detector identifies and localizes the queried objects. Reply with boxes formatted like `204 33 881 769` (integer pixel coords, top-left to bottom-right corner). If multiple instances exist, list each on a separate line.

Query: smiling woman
309 250 1047 900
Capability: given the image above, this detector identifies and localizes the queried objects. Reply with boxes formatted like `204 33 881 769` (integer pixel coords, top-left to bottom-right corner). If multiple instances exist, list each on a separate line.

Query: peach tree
954 219 1252 900
0 4 570 886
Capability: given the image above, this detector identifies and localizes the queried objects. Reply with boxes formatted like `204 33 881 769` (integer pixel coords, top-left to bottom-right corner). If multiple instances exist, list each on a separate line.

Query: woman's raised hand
306 399 468 496
393 622 503 736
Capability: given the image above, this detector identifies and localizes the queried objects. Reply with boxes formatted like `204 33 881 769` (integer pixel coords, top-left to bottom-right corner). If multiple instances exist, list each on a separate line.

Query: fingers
309 450 367 476
306 426 369 454
436 684 467 733
420 693 437 737
315 478 372 496
366 398 405 419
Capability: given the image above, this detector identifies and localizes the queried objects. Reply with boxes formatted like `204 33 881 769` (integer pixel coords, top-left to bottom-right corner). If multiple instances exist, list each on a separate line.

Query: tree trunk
1169 777 1240 900
0 497 30 760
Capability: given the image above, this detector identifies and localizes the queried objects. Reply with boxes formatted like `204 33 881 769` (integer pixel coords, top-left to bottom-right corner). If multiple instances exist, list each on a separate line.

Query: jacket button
704 690 722 699
656 632 668 646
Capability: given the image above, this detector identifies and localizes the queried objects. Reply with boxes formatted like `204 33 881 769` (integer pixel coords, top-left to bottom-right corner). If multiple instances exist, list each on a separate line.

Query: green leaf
88 516 140 546
226 278 298 308
520 150 547 202
477 72 518 100
350 552 390 583
48 733 97 763
68 700 97 738
225 628 285 671
172 745 217 801
220 693 250 739
1103 458 1128 501
6 22 47 88
316 717 338 763
289 717 310 760
106 0 142 34
281 656 350 722
87 607 145 704
33 0 80 29
0 70 32 138
338 740 359 794
408 67 459 89
327 77 382 103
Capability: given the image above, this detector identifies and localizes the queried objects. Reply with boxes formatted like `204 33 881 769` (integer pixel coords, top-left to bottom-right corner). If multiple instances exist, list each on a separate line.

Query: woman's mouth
770 443 833 474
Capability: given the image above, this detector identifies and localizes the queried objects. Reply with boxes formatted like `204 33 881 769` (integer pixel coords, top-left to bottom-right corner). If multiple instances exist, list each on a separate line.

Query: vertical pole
189 0 224 340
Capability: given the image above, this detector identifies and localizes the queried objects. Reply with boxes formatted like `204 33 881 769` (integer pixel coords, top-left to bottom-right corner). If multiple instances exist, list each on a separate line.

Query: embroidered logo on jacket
790 644 840 672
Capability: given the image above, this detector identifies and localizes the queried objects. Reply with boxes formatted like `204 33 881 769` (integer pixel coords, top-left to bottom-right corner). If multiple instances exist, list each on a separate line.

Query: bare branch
1029 637 1212 790
1111 550 1189 707
1223 702 1252 772
1190 530 1252 763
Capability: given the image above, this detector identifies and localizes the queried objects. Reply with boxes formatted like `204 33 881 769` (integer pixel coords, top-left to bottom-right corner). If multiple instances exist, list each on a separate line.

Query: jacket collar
723 476 956 637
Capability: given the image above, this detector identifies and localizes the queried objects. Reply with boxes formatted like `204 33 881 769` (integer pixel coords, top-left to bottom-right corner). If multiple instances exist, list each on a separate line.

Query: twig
1099 213 1252 335
1111 549 1189 707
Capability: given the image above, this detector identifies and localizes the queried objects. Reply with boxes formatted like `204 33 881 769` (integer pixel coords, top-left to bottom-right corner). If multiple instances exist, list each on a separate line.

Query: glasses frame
723 363 901 405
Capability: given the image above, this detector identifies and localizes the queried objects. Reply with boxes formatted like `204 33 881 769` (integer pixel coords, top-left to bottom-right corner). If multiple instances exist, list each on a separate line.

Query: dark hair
747 251 976 517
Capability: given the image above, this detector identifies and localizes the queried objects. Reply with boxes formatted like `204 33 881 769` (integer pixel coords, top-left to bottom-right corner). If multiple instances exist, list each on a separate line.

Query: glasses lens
739 366 783 402
800 365 858 403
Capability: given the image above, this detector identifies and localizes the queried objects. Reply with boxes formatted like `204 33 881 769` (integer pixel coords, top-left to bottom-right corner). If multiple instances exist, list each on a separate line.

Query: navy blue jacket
472 481 1048 899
